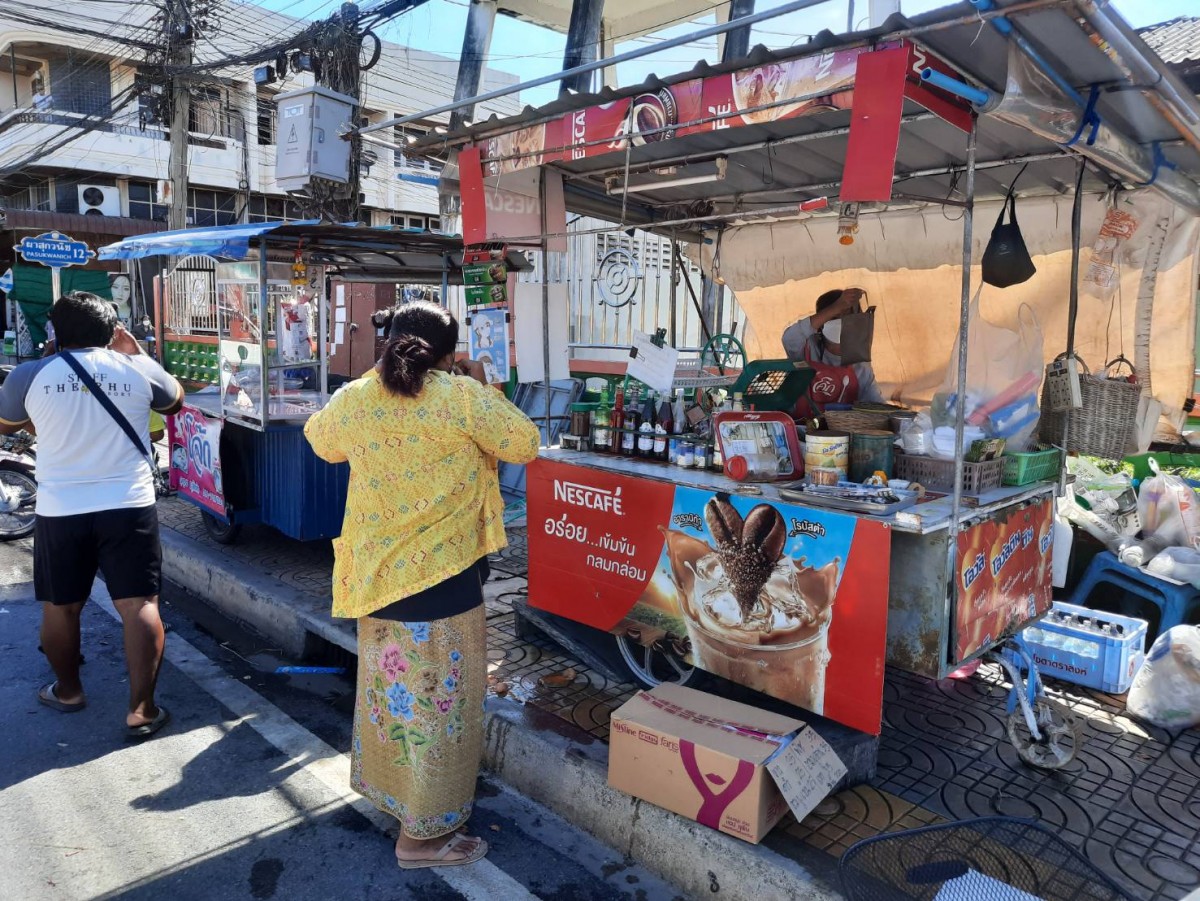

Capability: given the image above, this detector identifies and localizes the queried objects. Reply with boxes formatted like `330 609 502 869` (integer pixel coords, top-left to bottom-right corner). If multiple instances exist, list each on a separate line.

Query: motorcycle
0 365 36 540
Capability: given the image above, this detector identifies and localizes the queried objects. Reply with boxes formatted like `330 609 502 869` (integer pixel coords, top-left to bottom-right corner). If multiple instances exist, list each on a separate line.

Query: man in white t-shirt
0 292 183 739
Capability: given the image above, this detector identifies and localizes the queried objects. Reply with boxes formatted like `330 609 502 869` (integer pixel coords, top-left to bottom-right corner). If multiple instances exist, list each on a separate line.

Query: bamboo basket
824 403 898 432
1039 355 1141 461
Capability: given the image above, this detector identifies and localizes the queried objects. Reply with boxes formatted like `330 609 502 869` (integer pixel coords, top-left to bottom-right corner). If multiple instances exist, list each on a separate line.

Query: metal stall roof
98 222 531 283
410 0 1200 232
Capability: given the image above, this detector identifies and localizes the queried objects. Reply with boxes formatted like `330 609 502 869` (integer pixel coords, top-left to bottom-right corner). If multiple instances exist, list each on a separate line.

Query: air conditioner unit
78 184 120 217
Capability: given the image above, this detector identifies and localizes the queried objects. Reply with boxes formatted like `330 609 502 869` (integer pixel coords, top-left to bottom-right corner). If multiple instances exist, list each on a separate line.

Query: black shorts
34 505 162 605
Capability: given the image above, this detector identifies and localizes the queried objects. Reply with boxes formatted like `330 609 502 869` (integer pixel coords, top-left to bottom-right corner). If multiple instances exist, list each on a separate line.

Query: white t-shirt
0 348 181 517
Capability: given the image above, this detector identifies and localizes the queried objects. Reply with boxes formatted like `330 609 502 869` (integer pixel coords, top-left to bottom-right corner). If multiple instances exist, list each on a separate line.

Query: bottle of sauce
621 401 639 457
672 389 687 435
637 392 656 458
593 390 611 453
657 394 674 440
612 385 625 455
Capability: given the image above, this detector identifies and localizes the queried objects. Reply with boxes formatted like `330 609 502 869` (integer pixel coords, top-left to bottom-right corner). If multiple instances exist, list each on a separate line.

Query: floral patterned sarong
351 606 486 839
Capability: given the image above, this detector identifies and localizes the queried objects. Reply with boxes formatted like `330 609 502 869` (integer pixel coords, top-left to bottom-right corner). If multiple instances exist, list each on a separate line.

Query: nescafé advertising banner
527 458 890 735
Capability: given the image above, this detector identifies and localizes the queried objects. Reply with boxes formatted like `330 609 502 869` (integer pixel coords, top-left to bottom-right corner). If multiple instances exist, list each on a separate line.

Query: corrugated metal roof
1139 16 1200 66
0 209 167 238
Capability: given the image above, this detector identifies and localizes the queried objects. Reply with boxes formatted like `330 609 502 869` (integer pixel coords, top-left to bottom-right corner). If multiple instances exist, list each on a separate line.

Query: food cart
404 0 1200 768
97 222 529 544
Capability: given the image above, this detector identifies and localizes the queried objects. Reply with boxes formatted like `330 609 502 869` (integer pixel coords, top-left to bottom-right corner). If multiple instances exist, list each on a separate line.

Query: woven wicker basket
825 406 895 432
1039 355 1141 461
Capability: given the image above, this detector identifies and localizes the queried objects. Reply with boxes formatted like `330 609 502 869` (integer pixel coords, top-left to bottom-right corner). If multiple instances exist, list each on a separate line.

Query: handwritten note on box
627 331 679 395
765 727 847 823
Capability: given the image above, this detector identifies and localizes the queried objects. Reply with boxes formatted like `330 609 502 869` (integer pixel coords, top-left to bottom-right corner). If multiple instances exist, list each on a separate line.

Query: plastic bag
937 287 1044 452
901 411 933 456
1126 625 1200 729
1136 459 1200 550
1146 546 1200 587
1067 457 1140 535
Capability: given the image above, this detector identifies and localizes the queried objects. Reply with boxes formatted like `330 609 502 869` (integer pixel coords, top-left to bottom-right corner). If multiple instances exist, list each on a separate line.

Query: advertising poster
467 307 510 384
167 404 226 517
463 249 509 308
954 498 1054 663
527 459 891 735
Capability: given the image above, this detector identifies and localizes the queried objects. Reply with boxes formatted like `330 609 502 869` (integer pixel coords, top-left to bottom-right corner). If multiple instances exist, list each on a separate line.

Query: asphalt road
0 536 685 901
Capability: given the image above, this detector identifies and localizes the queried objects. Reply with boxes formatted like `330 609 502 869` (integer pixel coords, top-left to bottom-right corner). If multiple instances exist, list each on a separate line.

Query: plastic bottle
732 392 745 412
672 389 687 435
1051 515 1073 589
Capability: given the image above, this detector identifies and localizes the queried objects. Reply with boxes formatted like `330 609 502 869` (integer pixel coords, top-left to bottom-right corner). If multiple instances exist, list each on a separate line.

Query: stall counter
528 450 1057 730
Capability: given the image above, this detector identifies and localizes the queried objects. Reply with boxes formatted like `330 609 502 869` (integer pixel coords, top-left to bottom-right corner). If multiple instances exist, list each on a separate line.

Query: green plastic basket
731 359 815 413
1002 448 1062 486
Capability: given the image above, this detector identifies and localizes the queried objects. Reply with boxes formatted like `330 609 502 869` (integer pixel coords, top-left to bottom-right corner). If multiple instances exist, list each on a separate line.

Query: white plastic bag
1137 459 1200 550
1126 626 1200 729
937 287 1044 451
1145 546 1200 587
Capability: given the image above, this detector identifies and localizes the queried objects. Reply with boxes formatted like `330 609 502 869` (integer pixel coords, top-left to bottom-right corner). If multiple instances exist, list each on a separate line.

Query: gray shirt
781 316 883 404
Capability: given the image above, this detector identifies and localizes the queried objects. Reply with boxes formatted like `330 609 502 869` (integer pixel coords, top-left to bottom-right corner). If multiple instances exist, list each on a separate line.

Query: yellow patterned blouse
304 369 540 619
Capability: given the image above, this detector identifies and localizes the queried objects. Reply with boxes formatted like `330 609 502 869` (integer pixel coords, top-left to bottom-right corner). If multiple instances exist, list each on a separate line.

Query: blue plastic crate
1021 602 1148 694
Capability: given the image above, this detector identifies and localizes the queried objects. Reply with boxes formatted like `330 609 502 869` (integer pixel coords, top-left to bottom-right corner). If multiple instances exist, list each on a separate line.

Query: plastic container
849 430 895 483
726 453 778 481
1002 447 1062 486
893 453 1005 493
804 430 850 469
809 466 843 486
1021 601 1148 693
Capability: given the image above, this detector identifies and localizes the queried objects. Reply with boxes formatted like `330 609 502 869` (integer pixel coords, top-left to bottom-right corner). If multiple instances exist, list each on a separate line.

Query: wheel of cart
986 634 1080 770
839 816 1135 900
698 332 746 375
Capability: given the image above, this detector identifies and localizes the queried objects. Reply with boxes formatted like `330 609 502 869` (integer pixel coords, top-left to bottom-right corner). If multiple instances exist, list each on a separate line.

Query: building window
393 122 442 173
190 86 226 138
247 194 302 223
389 213 441 233
256 91 275 146
188 188 237 227
128 181 168 222
3 181 53 212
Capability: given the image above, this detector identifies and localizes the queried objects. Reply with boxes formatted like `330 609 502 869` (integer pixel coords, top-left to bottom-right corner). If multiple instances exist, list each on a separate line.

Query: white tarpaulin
695 191 1199 434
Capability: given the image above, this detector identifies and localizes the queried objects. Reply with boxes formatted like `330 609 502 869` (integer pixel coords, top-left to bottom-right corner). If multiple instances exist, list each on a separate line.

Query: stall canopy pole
258 236 271 428
540 167 552 447
319 268 329 404
946 115 978 625
668 231 679 349
440 253 450 308
1060 156 1086 492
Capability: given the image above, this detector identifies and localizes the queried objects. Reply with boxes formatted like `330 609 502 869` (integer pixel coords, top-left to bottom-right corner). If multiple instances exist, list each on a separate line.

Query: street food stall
98 222 529 543
403 0 1200 766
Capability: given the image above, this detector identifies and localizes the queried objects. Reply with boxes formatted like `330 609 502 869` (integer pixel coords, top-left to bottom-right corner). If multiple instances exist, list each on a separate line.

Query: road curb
160 527 843 901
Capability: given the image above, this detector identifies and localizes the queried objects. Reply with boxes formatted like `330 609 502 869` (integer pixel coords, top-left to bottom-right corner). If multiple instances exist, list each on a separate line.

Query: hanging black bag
982 168 1036 288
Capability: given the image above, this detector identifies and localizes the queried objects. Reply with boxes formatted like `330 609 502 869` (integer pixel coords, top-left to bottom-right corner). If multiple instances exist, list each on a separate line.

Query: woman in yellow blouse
305 301 539 869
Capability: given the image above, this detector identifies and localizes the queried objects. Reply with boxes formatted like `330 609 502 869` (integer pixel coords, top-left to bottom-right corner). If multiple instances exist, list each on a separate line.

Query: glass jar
569 403 592 438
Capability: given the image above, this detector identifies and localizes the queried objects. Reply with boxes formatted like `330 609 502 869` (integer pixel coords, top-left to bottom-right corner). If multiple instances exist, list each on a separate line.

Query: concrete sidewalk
157 496 1200 901
157 502 845 901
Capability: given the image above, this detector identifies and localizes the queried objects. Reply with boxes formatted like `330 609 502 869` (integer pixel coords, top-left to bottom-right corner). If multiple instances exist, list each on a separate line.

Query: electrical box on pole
274 85 355 192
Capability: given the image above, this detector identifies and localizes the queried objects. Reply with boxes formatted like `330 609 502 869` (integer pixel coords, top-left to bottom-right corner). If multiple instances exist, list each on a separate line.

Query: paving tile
159 501 1200 901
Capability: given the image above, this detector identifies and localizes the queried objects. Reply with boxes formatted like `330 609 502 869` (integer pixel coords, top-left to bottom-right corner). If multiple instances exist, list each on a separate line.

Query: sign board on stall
954 497 1054 663
462 249 509 308
627 330 679 395
527 458 891 735
168 404 226 517
608 683 846 844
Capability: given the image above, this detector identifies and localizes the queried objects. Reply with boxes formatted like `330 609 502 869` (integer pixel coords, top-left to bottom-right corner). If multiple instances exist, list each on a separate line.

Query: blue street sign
16 231 95 270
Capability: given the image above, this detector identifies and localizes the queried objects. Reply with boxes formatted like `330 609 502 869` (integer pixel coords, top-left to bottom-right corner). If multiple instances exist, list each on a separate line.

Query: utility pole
439 0 497 224
165 0 194 231
560 0 604 95
310 3 365 223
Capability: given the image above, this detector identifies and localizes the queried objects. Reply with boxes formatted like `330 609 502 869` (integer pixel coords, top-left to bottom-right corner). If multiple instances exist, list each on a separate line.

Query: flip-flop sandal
125 706 171 741
37 682 86 713
396 834 488 870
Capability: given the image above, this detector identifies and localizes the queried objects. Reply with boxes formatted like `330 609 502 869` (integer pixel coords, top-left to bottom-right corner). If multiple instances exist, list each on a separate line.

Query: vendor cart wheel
1006 697 1079 771
0 465 37 541
615 633 696 688
201 511 242 545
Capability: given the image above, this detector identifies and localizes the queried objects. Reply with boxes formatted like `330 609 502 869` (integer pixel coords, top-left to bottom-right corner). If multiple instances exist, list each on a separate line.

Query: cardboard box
608 683 847 844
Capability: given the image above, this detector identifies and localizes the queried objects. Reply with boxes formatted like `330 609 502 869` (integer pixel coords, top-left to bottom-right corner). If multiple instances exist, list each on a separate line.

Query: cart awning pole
668 231 679 349
946 114 978 630
320 267 329 405
258 236 271 429
1059 156 1086 493
541 167 552 447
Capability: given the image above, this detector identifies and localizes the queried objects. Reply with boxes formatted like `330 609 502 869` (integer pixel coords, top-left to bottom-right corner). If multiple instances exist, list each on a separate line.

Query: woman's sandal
37 682 86 713
396 833 488 870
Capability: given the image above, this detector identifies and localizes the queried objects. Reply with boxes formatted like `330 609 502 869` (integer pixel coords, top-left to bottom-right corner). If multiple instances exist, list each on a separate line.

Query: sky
253 0 1199 107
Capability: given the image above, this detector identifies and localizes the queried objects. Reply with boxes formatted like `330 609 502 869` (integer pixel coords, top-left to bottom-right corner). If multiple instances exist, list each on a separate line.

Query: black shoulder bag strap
59 350 166 493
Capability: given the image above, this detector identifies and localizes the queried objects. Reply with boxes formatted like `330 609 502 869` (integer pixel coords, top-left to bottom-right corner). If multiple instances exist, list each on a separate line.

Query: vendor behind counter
782 288 884 419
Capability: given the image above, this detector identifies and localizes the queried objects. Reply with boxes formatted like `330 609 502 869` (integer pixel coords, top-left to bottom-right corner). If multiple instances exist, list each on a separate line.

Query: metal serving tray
776 481 920 516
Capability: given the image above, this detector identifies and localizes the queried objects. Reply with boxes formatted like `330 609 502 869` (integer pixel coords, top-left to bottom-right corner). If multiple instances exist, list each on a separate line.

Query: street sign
16 231 95 270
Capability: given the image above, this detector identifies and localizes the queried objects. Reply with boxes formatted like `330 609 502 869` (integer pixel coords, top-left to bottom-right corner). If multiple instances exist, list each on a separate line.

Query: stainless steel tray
777 481 919 516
